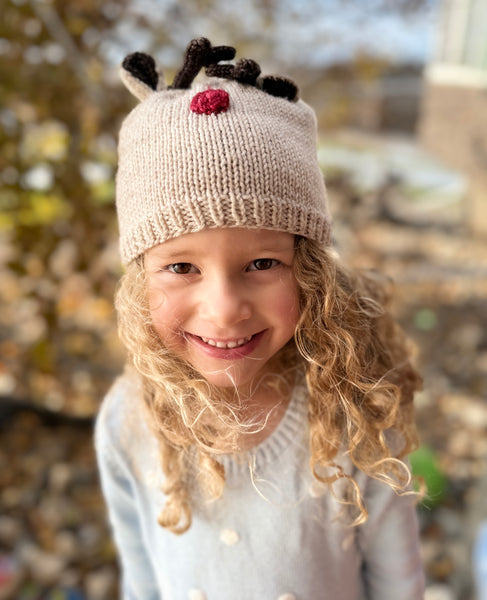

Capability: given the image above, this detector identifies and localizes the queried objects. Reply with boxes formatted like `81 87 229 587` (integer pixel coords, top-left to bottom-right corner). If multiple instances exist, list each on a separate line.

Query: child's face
145 227 300 390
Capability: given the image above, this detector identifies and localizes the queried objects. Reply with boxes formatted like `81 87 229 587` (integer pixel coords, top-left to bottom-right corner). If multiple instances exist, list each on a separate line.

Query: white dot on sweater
278 594 296 600
220 528 240 545
188 589 206 600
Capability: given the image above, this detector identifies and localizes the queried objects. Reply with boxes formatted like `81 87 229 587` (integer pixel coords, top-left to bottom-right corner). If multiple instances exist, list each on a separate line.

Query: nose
199 274 251 328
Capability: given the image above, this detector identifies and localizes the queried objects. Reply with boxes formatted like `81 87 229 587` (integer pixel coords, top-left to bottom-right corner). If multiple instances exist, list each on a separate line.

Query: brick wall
418 82 487 236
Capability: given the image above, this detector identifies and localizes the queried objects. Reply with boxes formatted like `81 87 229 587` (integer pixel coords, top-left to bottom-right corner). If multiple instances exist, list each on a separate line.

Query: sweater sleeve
95 385 160 600
357 476 425 600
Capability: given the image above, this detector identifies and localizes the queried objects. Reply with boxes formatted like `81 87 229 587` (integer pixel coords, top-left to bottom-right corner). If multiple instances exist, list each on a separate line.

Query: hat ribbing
116 43 330 265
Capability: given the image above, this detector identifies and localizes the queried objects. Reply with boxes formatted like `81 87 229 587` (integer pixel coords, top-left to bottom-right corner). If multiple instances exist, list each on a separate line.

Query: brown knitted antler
123 38 299 102
206 53 298 101
172 37 236 89
260 76 298 101
206 58 261 85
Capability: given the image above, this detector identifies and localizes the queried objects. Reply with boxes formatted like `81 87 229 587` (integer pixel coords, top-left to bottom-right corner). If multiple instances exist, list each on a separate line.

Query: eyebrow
147 238 295 263
149 249 195 261
249 246 295 255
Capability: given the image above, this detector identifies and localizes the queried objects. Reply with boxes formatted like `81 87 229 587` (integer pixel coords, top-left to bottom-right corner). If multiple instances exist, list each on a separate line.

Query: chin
197 367 255 391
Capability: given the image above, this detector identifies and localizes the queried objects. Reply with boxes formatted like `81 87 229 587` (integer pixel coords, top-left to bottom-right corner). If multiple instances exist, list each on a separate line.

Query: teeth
200 335 252 349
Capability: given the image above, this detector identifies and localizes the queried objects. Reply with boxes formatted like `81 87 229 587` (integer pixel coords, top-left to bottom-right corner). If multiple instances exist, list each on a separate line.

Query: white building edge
420 0 487 235
426 0 487 86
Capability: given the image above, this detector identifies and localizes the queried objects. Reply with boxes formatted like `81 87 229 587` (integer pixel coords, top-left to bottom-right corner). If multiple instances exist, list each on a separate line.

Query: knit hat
116 37 330 265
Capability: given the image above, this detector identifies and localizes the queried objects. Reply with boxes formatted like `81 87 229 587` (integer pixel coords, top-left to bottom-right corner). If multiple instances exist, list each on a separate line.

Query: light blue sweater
95 372 425 600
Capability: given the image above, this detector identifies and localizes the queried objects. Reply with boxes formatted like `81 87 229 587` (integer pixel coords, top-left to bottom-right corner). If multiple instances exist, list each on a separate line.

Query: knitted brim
116 72 330 265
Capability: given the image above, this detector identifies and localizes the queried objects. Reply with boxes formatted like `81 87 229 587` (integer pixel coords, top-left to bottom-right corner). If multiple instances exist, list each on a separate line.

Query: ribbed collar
219 377 309 479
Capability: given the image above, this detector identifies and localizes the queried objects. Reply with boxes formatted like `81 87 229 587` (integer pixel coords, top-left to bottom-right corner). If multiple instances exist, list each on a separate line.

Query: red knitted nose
190 88 230 115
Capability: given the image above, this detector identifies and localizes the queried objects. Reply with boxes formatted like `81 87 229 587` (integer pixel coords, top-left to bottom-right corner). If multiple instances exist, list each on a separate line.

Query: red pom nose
190 89 230 115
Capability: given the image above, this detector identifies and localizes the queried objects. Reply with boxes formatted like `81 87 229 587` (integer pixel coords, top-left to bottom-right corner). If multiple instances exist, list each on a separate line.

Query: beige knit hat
116 38 330 265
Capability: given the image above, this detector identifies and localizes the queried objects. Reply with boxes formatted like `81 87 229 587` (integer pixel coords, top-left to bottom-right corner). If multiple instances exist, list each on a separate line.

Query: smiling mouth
198 335 253 349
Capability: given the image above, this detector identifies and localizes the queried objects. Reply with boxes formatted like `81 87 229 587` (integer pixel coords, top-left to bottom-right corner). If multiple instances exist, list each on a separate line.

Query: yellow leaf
21 121 70 162
19 193 72 226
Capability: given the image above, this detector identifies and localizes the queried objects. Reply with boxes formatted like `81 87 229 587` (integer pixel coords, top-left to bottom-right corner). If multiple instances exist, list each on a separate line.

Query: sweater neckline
218 376 309 477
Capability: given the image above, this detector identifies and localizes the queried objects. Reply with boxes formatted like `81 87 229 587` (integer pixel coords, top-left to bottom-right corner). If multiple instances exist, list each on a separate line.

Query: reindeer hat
116 37 330 265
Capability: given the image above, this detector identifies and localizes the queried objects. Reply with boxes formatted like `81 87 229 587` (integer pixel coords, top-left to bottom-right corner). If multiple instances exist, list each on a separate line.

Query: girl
96 38 425 599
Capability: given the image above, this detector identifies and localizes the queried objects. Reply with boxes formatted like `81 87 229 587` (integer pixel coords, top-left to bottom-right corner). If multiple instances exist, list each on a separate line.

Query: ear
120 52 167 101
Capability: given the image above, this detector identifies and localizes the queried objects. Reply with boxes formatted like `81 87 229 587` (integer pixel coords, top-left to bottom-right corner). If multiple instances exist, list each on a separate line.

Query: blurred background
1 0 486 598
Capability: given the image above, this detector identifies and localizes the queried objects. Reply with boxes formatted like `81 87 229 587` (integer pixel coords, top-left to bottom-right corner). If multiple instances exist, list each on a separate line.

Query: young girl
96 37 425 599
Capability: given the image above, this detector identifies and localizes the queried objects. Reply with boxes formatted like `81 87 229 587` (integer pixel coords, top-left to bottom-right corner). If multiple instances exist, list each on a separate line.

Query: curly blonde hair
115 235 421 534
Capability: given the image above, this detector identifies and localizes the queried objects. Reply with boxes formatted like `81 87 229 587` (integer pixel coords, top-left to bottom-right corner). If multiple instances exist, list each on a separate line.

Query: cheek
272 279 301 331
147 287 181 342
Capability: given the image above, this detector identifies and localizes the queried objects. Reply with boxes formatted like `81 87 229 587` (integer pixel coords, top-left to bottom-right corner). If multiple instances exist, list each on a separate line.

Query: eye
248 258 279 271
166 262 196 274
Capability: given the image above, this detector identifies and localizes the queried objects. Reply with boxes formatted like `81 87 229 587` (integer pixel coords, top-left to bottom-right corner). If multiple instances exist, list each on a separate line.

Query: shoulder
97 367 141 428
95 368 163 491
95 368 151 460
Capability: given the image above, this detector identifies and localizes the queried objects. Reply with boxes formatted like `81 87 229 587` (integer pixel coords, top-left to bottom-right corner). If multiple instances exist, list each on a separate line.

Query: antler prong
172 38 236 89
233 59 261 85
205 64 235 79
206 45 236 66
